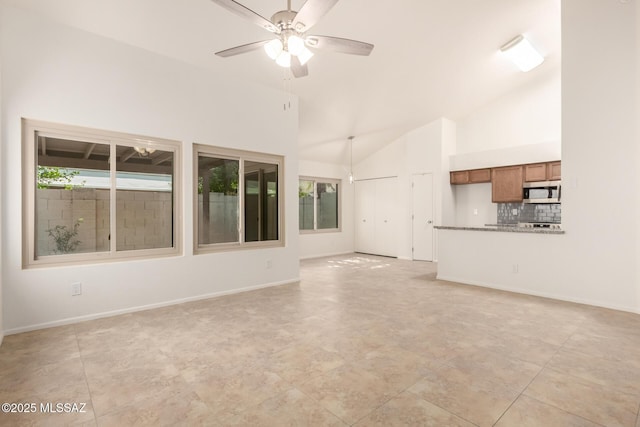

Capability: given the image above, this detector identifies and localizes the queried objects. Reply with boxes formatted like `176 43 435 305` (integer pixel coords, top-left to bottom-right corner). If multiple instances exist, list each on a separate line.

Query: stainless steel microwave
523 180 561 204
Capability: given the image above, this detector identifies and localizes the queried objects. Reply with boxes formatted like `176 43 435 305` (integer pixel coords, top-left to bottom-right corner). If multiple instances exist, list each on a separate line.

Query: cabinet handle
427 220 433 224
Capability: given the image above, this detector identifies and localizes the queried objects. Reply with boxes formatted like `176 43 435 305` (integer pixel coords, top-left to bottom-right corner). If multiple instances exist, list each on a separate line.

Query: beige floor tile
0 356 89 403
297 363 398 425
266 342 346 385
96 390 214 427
356 346 434 392
524 368 639 427
547 347 640 396
407 364 521 427
562 332 640 367
187 363 292 419
82 351 184 417
355 391 475 426
224 388 347 426
495 395 602 427
443 349 543 392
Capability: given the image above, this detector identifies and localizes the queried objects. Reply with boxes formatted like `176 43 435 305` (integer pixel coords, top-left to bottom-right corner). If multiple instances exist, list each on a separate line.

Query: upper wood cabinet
450 170 469 184
492 165 523 203
524 163 547 182
525 161 562 182
469 168 491 183
450 168 491 184
547 161 561 180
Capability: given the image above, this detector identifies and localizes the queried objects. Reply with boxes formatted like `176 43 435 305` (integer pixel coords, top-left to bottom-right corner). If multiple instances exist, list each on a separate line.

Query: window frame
22 118 182 268
193 144 285 254
299 176 341 234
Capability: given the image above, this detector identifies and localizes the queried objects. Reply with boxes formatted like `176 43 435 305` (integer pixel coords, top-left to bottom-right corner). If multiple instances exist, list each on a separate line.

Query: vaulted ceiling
5 0 561 164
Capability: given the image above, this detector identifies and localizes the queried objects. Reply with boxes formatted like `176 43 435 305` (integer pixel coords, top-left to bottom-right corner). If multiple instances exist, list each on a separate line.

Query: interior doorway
412 173 434 261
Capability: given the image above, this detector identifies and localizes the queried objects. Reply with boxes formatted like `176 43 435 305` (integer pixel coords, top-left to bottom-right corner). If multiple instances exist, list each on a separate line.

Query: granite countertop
435 225 565 235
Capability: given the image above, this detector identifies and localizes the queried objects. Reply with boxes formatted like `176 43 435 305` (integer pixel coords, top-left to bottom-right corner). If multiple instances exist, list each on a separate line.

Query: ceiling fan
210 0 374 78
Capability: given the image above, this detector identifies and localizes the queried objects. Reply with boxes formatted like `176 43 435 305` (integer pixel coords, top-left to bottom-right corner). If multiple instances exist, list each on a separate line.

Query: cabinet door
492 166 524 202
450 171 469 184
354 180 376 254
547 161 561 180
469 168 491 183
524 163 547 182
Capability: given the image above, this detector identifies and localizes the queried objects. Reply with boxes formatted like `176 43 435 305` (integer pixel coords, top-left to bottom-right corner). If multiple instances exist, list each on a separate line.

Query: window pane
299 180 314 230
115 145 174 251
245 161 278 242
35 135 110 257
317 182 338 229
197 156 239 245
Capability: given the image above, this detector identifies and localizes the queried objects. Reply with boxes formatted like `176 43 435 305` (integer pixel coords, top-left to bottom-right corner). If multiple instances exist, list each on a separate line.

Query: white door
374 177 398 257
354 180 376 254
412 173 434 261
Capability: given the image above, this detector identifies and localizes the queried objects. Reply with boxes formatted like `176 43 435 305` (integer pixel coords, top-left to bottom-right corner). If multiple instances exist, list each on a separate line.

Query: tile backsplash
498 203 561 224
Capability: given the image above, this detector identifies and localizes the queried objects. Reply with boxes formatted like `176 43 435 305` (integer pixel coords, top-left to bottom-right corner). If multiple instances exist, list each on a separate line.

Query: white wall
1 6 300 333
298 160 354 259
439 0 639 313
453 183 497 227
456 72 561 154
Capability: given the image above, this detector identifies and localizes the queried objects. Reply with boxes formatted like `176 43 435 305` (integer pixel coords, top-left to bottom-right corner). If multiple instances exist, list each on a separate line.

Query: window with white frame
194 144 284 252
299 177 340 232
22 119 181 267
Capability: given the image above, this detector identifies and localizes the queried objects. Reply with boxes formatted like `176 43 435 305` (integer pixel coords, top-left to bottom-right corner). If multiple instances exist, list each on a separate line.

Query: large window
23 119 181 267
299 177 340 232
194 145 284 252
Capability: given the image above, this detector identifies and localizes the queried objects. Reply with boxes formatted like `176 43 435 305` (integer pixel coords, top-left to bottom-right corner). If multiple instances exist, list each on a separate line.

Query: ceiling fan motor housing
271 10 297 31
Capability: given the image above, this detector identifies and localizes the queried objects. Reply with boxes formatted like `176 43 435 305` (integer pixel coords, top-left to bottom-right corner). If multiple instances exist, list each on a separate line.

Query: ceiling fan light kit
211 0 374 78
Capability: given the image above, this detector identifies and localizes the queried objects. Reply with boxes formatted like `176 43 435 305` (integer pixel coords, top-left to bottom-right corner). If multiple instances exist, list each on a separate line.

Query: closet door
374 177 397 257
354 180 376 254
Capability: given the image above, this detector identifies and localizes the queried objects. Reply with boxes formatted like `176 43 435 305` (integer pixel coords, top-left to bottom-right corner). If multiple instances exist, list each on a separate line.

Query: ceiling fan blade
215 40 271 57
210 0 279 33
305 35 374 56
291 56 309 78
292 0 340 33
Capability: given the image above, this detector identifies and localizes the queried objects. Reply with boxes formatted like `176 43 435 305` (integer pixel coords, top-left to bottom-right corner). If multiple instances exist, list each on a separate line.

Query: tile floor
1 254 640 426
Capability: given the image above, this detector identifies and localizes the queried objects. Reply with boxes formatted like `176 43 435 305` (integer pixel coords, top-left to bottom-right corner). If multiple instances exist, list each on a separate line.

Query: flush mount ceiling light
211 0 374 78
500 35 544 72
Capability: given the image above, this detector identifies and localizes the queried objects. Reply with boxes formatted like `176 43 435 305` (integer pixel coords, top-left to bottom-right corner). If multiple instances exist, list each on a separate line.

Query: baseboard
299 251 354 260
436 274 640 315
4 277 301 336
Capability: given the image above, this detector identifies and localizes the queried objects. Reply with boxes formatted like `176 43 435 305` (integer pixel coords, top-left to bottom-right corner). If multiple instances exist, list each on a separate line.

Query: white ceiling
5 0 561 164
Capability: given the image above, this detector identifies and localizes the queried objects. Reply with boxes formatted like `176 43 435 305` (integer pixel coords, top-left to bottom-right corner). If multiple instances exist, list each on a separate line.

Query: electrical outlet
71 282 82 296
473 209 478 216
266 260 273 269
512 264 519 273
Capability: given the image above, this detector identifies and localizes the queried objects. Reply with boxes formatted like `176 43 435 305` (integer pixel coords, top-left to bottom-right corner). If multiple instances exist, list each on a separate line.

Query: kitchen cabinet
547 161 561 180
525 162 562 182
355 177 398 257
492 165 523 202
524 163 547 182
450 168 491 184
450 171 469 184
